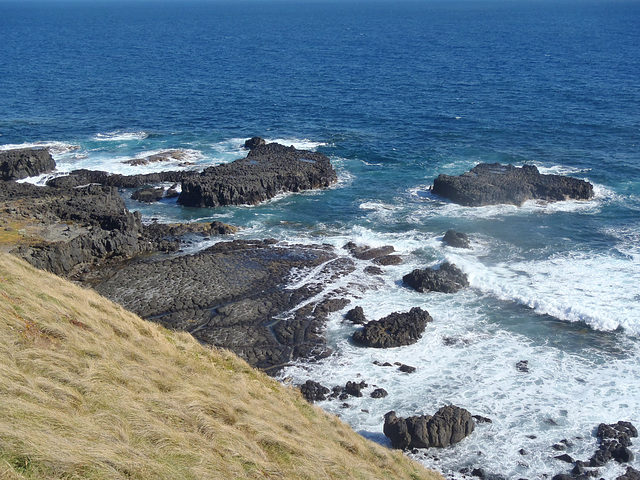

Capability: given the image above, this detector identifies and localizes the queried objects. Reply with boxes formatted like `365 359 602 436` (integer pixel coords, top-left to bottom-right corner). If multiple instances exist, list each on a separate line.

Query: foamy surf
93 131 149 141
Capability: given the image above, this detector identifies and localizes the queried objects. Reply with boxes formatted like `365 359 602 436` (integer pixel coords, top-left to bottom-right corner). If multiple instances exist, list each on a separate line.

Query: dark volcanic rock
344 380 367 398
344 306 367 324
617 467 640 480
432 163 594 207
131 186 165 203
90 240 355 374
244 136 267 150
46 168 199 189
397 363 416 374
384 406 475 449
589 421 637 467
352 307 432 348
344 242 396 261
516 360 530 373
144 221 238 240
371 388 388 399
178 142 337 208
443 229 471 249
299 380 330 402
0 148 56 180
403 262 469 293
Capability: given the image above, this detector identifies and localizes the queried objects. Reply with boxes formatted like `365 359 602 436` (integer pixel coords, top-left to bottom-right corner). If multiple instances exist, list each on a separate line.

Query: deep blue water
2 1 640 478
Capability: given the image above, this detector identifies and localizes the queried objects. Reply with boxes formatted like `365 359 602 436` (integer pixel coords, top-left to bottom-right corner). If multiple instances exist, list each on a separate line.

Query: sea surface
1 0 639 478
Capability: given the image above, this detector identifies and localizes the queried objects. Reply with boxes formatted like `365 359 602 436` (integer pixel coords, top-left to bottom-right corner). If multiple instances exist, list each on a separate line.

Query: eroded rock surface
384 406 476 449
432 163 593 207
352 307 432 348
90 240 355 373
178 141 337 208
0 148 56 181
403 262 469 294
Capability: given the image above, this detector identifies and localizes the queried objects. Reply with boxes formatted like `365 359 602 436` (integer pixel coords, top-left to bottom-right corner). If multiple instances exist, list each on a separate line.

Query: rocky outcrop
432 163 594 207
617 467 640 480
144 221 238 239
131 187 165 203
383 406 475 449
443 229 471 249
46 169 199 189
344 306 367 324
88 240 355 374
244 137 266 150
121 149 195 166
178 142 337 208
589 421 637 467
0 148 56 180
352 307 432 348
403 262 469 293
299 380 330 402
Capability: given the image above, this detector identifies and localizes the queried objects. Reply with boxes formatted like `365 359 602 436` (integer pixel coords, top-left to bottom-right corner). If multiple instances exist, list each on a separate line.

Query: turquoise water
1 1 639 477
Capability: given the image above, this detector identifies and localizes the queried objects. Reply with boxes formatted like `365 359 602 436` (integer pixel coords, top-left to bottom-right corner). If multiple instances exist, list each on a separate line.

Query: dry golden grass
0 253 441 480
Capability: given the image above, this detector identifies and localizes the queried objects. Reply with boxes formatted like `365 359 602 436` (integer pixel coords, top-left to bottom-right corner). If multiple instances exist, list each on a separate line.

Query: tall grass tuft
0 253 441 480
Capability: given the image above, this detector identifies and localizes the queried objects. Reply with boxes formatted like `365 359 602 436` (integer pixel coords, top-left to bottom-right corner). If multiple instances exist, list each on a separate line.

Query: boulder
617 467 640 480
178 142 337 208
244 137 267 150
344 306 367 325
403 262 469 293
589 421 637 467
352 307 432 348
0 148 56 181
344 242 396 261
432 163 594 207
384 405 475 449
371 388 388 399
299 380 330 402
443 229 471 249
131 187 165 203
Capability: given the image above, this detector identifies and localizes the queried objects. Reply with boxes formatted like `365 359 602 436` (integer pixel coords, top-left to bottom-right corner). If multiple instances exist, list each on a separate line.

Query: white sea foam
93 131 149 141
448 250 640 335
266 137 326 150
0 141 80 156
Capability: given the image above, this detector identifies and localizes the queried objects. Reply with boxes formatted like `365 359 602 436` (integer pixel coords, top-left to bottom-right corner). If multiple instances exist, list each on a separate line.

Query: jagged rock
165 183 180 198
371 388 388 399
597 421 638 446
299 380 330 402
589 421 637 467
178 142 337 208
473 415 492 424
397 363 416 374
121 149 193 166
0 148 56 181
90 240 356 374
144 221 238 239
432 163 594 207
343 380 367 398
383 405 475 449
364 265 384 275
344 242 395 261
352 307 432 348
443 229 471 249
46 168 199 189
244 137 267 150
131 186 165 203
374 255 403 266
555 454 574 463
516 360 530 372
403 262 469 293
551 475 574 480
616 467 640 480
344 306 367 325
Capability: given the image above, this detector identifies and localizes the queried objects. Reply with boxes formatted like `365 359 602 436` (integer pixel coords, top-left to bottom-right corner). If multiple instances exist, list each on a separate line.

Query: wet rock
244 136 266 150
516 360 530 373
616 467 640 480
344 242 396 261
397 363 416 374
352 307 433 348
403 262 469 293
131 186 165 203
374 254 403 266
371 388 388 399
364 265 384 275
344 306 367 325
299 380 330 402
554 454 574 463
121 149 193 166
473 415 493 424
90 240 355 374
589 421 637 467
551 475 574 480
0 148 56 181
443 229 471 249
46 168 198 189
344 380 367 397
178 142 337 208
383 405 475 449
552 444 566 451
144 221 238 239
432 163 594 207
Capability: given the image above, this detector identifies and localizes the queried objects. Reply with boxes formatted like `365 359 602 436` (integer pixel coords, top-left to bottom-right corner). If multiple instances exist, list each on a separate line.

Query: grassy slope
0 253 441 480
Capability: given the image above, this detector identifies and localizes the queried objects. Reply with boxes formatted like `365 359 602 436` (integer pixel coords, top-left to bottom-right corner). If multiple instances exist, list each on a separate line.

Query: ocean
1 0 639 478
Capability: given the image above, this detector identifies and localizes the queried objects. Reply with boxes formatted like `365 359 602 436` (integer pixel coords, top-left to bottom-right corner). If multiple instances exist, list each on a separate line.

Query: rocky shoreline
3 142 632 480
